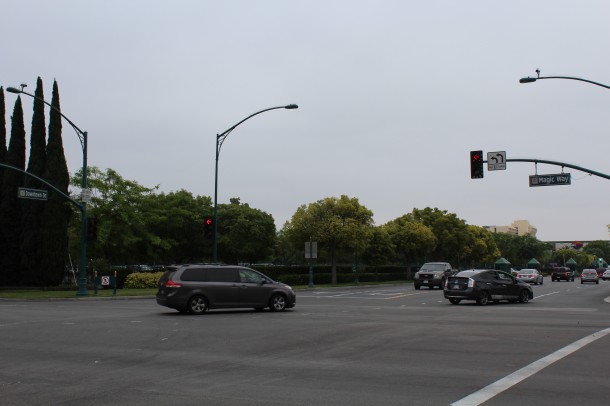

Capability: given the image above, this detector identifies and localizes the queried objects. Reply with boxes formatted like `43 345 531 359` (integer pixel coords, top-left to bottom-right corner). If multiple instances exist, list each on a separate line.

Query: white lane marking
450 326 610 406
532 291 560 300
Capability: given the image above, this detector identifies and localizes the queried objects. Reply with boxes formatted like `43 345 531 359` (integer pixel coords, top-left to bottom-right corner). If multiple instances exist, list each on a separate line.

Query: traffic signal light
87 218 98 241
204 216 213 238
470 150 484 179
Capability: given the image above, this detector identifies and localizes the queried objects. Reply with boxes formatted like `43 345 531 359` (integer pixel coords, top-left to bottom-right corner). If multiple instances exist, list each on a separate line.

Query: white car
602 269 610 281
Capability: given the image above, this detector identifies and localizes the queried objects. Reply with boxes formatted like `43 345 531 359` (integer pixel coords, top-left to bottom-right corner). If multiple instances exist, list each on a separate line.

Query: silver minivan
156 264 296 314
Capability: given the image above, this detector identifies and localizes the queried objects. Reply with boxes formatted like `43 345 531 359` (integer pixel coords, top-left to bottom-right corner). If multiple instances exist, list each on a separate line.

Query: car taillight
165 280 182 288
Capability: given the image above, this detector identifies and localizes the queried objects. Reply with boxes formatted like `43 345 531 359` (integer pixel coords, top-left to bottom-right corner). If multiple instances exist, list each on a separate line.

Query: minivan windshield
420 263 447 272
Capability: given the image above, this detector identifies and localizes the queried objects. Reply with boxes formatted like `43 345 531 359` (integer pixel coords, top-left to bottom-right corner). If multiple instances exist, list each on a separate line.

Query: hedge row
118 266 413 289
250 265 413 281
124 272 163 289
275 272 410 286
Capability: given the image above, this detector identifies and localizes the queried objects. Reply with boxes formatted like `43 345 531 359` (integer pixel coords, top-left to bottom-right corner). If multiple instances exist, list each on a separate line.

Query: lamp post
7 86 89 296
213 104 298 263
520 69 610 90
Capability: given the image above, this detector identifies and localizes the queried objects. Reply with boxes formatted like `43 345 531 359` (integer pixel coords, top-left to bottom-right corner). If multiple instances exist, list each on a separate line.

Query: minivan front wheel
188 295 208 314
269 294 287 312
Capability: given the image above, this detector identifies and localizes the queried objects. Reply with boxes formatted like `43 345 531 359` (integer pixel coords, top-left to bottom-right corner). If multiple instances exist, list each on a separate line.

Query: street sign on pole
305 242 318 259
81 188 92 202
18 187 48 201
529 173 571 187
487 151 506 171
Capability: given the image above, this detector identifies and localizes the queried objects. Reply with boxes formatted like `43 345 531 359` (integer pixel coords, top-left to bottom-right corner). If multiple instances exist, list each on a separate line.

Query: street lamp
519 69 610 90
213 104 298 263
7 86 90 296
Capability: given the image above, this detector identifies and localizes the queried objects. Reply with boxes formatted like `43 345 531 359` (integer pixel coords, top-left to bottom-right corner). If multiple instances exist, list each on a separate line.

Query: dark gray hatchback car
444 269 533 305
156 264 296 314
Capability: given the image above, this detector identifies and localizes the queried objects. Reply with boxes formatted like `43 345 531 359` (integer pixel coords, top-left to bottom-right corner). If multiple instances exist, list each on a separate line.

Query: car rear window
159 269 178 284
455 270 483 277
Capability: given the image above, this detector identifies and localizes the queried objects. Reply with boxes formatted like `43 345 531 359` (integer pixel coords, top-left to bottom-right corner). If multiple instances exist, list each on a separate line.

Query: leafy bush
124 272 163 289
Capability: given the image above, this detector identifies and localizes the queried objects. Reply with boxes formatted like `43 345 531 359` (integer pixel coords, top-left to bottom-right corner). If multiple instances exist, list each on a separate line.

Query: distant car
516 269 544 285
602 270 610 281
444 269 533 305
551 267 575 282
414 262 454 290
580 269 599 284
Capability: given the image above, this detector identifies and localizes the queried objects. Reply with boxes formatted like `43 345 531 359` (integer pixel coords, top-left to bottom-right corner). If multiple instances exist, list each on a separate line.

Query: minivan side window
239 269 263 284
205 268 238 283
180 268 206 282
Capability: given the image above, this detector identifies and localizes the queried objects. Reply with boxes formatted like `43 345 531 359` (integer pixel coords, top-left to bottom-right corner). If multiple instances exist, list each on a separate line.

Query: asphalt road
1 280 610 406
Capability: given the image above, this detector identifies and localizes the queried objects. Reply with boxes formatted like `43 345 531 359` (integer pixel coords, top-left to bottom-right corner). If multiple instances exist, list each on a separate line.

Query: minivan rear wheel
188 295 208 314
269 293 287 312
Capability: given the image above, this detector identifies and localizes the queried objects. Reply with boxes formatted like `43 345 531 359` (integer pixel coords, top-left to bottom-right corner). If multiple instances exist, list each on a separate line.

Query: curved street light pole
213 104 298 263
519 69 610 90
7 86 89 296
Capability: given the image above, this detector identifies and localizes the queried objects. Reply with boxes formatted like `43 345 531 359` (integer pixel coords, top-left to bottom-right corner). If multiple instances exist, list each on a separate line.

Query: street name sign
529 173 571 187
305 241 318 259
487 151 506 171
18 187 48 201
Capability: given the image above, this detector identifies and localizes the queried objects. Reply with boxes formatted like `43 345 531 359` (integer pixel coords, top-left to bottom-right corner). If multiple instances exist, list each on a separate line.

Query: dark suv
551 267 575 282
156 264 296 314
414 262 454 290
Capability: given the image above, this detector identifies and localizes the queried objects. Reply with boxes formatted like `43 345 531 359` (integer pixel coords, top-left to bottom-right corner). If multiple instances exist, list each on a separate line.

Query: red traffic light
470 150 484 179
205 217 213 225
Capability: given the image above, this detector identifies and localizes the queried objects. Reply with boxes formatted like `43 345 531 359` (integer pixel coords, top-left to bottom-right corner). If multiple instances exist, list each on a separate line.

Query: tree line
2 80 608 287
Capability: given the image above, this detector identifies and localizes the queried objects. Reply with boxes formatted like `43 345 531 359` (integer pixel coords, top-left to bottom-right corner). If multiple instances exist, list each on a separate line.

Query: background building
483 220 537 237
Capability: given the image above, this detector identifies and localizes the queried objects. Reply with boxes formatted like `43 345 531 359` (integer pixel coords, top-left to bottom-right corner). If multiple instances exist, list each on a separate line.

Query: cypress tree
20 78 47 285
0 97 26 286
0 88 7 275
40 80 71 286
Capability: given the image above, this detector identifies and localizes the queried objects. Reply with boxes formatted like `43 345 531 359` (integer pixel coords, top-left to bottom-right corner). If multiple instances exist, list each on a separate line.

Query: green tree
274 224 302 265
0 97 26 285
147 189 212 263
461 225 500 268
20 78 47 285
217 197 276 264
39 81 71 285
283 195 374 283
405 207 470 266
71 167 159 265
362 226 395 266
383 216 436 265
492 233 551 268
583 241 610 265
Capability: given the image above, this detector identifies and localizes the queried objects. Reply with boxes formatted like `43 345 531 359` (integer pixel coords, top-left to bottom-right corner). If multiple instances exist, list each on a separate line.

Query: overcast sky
3 0 610 242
